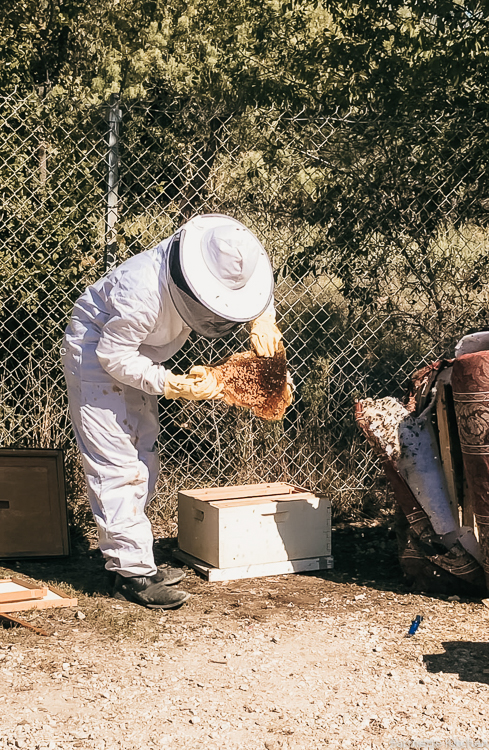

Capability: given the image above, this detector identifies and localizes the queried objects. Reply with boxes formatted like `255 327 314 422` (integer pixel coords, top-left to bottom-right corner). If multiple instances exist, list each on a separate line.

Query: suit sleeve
95 294 168 395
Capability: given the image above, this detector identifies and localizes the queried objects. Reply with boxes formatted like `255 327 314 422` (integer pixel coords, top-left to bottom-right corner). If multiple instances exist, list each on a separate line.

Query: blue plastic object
407 615 423 636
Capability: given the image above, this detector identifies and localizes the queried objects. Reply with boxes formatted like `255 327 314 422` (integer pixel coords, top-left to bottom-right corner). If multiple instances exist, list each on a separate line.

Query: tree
250 2 489 344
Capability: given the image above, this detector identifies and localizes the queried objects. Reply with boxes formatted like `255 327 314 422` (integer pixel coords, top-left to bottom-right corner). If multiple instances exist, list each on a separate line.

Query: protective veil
167 235 240 338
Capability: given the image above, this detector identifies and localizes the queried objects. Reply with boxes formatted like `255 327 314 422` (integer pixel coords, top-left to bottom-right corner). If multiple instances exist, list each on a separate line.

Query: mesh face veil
167 236 240 339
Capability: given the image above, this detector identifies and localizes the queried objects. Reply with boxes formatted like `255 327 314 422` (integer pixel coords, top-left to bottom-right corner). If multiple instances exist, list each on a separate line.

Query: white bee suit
63 214 277 581
63 237 191 577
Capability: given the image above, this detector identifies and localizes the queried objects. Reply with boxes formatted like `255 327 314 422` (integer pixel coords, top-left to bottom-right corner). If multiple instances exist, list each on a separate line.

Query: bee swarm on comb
213 343 289 421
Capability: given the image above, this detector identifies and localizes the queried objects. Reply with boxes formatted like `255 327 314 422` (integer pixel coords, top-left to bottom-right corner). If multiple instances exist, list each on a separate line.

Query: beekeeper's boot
113 574 190 609
153 565 186 585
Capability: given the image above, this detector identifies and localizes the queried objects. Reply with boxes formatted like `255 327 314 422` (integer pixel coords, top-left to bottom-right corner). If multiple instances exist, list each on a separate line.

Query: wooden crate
177 482 331 570
0 449 70 558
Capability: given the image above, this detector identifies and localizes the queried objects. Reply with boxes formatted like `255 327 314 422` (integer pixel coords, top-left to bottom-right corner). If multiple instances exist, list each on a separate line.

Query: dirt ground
1 521 489 750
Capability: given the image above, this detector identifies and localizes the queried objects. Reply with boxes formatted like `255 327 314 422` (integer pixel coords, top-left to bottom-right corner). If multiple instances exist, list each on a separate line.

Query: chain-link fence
2 90 489 523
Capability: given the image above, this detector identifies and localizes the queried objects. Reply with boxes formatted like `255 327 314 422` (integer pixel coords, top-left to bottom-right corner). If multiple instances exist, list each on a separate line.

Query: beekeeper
62 214 282 609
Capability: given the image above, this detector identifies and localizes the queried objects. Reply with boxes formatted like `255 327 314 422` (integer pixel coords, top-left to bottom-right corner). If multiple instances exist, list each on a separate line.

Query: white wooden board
0 578 47 603
0 578 77 613
174 548 334 582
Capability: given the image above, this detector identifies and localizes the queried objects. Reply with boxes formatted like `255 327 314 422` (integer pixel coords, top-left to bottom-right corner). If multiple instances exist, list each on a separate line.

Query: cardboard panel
0 449 70 558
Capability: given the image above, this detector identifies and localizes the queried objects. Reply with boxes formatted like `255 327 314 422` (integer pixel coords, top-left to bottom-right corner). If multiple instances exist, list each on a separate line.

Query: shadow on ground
0 521 406 600
318 521 405 591
424 641 489 684
0 546 110 598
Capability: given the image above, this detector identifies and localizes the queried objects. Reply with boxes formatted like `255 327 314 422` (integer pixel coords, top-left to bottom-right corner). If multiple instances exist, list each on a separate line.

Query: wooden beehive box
0 449 70 558
177 482 331 572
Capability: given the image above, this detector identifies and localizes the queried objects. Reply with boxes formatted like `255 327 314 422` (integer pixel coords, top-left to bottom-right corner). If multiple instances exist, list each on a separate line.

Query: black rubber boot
113 574 190 609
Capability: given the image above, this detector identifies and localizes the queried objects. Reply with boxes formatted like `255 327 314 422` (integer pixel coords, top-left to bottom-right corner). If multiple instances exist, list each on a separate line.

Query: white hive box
177 482 332 579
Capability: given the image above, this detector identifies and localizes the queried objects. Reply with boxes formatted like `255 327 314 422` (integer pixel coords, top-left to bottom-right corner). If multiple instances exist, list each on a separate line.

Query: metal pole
104 94 122 272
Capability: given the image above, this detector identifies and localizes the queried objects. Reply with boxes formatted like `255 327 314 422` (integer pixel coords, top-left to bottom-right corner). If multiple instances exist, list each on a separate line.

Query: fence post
104 94 122 272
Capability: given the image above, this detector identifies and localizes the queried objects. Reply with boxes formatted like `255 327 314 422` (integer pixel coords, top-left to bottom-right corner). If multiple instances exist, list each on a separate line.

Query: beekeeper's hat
176 214 274 322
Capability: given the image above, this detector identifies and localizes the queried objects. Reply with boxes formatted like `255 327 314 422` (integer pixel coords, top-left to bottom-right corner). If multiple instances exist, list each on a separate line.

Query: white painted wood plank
174 549 334 582
0 584 77 613
0 580 47 603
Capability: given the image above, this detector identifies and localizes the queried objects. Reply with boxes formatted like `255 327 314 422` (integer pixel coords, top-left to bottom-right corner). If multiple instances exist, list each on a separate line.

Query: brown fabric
395 512 485 595
428 543 485 585
384 460 485 593
452 351 489 586
383 459 430 536
354 361 487 593
213 343 289 421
